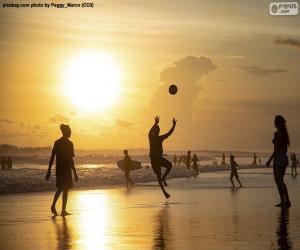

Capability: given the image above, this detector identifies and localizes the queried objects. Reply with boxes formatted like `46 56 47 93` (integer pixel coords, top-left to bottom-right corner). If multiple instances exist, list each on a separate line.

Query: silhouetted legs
151 157 171 199
157 171 170 199
273 165 291 207
51 188 71 216
230 177 235 188
161 157 172 186
125 170 135 188
51 189 62 215
230 172 242 188
61 189 70 215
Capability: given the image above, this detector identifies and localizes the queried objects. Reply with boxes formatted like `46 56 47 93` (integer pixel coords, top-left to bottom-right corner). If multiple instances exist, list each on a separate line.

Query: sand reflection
52 216 73 250
276 209 292 249
153 205 172 249
77 193 110 250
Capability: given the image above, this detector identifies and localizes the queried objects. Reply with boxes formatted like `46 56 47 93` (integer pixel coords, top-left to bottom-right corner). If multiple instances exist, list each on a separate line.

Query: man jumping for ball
148 116 177 199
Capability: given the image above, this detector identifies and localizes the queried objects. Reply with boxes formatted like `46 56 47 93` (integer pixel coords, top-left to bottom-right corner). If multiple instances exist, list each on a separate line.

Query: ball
169 84 178 95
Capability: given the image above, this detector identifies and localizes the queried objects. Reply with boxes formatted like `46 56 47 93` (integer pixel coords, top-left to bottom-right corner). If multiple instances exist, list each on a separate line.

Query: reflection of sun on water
63 51 122 113
77 193 110 249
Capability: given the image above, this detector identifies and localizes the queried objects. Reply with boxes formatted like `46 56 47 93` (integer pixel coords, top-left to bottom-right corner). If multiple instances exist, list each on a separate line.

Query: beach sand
0 168 300 249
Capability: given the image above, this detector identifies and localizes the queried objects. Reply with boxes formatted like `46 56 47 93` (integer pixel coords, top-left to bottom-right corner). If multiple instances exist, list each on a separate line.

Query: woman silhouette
266 115 291 208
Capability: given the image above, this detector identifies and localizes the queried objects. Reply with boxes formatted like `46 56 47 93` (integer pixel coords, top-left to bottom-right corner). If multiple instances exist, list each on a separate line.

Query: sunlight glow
77 193 110 249
63 51 122 112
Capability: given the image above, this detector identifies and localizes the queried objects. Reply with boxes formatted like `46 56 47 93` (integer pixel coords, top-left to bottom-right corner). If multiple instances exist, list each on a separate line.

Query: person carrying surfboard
123 149 135 188
148 116 177 199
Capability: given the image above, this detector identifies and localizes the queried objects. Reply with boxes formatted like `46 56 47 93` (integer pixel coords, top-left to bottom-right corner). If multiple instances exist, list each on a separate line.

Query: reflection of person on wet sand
123 149 135 188
276 208 292 249
46 124 78 216
229 155 242 188
266 115 291 208
153 206 171 249
148 116 176 199
53 217 72 250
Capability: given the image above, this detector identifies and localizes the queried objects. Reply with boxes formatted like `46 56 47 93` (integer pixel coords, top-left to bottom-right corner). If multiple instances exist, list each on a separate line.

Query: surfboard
117 160 142 170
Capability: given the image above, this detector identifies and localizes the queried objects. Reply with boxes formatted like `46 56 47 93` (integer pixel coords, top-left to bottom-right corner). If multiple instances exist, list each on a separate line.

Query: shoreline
0 164 277 195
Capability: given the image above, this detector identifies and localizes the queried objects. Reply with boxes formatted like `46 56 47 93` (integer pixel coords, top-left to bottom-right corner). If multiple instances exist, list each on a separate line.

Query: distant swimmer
186 151 191 170
148 116 177 199
7 156 12 169
191 154 199 177
123 149 135 188
291 153 298 176
266 115 291 208
229 155 242 188
173 154 177 167
252 153 258 166
1 157 5 170
46 124 78 216
221 153 226 165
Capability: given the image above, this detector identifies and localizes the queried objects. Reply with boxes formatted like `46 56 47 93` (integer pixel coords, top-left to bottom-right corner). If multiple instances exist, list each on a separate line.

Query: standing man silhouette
148 116 177 199
46 124 78 216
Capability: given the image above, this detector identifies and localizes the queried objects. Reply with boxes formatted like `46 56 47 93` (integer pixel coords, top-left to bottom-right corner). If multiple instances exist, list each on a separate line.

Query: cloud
237 65 288 77
159 56 217 84
274 37 300 50
49 114 70 124
0 118 15 124
69 111 77 116
149 56 217 132
222 97 300 118
115 119 133 128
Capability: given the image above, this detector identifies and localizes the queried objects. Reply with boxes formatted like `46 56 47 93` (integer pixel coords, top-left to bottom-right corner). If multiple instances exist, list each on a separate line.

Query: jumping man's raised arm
160 118 177 140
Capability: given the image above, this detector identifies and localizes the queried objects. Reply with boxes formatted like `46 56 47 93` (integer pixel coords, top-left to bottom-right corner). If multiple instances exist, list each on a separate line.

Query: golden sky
0 0 299 151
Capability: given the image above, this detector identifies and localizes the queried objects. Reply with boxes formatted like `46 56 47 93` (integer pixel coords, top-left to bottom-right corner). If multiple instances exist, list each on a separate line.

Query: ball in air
169 84 178 95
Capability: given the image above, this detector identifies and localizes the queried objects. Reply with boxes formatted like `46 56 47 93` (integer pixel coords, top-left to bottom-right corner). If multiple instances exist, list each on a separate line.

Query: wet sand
0 168 300 249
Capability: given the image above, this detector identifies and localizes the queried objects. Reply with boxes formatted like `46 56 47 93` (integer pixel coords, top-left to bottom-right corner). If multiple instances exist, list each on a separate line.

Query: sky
0 0 299 151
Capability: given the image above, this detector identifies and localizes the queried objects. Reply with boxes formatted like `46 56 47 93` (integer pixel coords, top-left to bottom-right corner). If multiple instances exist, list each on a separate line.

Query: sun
63 51 122 112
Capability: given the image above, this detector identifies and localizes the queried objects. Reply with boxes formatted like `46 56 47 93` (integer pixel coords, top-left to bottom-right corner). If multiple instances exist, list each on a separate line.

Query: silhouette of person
291 153 297 176
186 151 191 169
1 157 5 170
148 116 176 199
221 153 226 165
266 115 291 208
229 154 242 188
6 156 12 169
191 153 199 176
252 153 257 166
46 124 78 216
173 154 177 167
123 149 135 188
